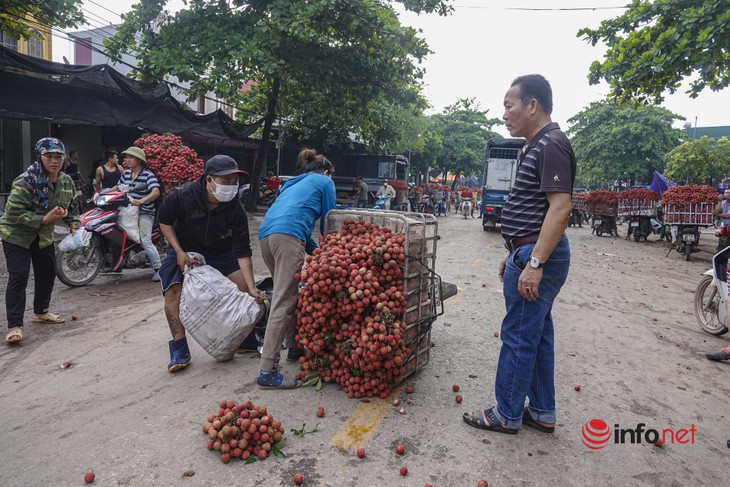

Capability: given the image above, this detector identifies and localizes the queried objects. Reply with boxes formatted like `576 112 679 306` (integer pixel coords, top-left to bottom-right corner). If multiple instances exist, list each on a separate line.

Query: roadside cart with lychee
586 189 619 237
294 210 453 397
662 185 717 261
617 188 662 242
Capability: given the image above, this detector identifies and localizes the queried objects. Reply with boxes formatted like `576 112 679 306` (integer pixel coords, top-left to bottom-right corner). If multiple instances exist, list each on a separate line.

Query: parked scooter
694 246 730 336
627 215 663 241
591 215 618 236
56 189 165 287
238 181 277 206
667 224 702 261
568 208 584 228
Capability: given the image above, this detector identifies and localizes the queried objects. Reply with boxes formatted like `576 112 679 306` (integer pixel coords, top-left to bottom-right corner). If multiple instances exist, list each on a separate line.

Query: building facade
0 22 53 193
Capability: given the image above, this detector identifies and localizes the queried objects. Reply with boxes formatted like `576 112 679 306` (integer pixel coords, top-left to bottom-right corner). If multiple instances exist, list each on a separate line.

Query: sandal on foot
706 348 730 361
31 312 65 323
257 371 300 390
462 408 518 434
5 327 23 344
522 407 555 433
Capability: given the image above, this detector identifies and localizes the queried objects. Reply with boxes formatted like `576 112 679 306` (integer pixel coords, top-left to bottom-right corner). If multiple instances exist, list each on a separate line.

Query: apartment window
28 30 43 58
0 32 18 51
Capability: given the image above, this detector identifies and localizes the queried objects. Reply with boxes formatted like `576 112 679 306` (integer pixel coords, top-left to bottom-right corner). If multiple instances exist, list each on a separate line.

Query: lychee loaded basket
324 209 447 383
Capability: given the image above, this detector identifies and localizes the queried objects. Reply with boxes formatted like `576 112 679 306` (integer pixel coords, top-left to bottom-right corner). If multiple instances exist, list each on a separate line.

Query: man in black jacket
157 155 265 372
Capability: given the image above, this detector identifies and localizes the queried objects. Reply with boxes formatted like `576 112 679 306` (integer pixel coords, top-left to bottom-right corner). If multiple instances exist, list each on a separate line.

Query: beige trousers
259 234 305 371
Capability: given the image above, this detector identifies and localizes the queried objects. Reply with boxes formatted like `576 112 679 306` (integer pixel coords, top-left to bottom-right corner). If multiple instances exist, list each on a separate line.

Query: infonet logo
581 419 697 450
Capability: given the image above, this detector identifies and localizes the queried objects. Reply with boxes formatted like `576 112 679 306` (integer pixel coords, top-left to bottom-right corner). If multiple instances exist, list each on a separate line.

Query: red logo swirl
581 419 611 450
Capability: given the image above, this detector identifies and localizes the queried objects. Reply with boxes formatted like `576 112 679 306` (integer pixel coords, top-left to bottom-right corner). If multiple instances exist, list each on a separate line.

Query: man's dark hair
104 150 118 161
511 74 553 115
69 150 78 158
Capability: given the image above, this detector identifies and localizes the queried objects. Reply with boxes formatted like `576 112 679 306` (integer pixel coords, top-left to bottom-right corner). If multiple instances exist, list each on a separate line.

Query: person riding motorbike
460 188 475 218
376 181 396 210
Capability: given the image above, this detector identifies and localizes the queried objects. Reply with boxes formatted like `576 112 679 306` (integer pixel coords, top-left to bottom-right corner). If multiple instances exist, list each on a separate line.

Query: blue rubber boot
168 337 191 372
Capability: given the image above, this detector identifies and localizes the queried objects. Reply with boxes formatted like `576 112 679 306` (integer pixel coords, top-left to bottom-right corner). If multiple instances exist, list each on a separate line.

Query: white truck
481 138 524 231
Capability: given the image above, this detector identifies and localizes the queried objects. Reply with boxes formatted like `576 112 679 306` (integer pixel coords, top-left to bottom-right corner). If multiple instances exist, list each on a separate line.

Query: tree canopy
567 101 683 186
579 0 730 104
1 0 84 40
106 0 451 208
416 98 501 178
106 0 450 150
664 136 730 184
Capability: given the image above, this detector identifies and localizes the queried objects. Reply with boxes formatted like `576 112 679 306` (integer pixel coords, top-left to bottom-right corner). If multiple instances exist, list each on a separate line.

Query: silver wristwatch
529 256 544 269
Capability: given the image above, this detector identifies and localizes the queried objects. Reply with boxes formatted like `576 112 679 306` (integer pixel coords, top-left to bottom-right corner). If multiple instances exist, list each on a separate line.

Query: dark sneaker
287 347 306 362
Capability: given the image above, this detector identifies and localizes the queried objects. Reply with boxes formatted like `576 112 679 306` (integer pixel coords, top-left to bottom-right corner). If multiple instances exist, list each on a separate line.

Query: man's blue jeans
493 237 570 429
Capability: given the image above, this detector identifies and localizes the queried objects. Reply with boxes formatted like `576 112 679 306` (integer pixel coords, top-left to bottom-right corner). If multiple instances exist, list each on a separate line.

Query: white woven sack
179 265 264 361
118 205 140 243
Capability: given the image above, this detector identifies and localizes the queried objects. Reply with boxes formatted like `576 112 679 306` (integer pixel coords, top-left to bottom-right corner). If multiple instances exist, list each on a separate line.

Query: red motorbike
56 188 165 287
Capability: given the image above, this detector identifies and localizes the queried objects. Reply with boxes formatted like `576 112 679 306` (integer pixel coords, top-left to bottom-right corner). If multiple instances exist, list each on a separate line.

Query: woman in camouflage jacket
0 137 80 344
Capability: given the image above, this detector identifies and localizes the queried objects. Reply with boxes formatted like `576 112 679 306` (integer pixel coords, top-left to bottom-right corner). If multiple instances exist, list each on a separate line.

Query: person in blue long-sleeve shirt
257 148 336 388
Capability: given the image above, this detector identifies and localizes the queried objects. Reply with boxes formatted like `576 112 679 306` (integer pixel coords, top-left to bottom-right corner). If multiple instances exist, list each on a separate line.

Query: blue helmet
35 137 66 157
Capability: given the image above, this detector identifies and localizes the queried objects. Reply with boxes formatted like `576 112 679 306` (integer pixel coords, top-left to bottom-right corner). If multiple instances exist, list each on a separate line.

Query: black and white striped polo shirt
118 168 161 215
501 123 576 239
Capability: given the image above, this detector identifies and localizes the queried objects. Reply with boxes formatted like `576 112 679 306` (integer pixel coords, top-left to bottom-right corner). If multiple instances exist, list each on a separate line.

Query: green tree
567 101 682 186
0 0 84 40
664 136 730 184
579 0 730 104
106 0 451 209
427 98 502 178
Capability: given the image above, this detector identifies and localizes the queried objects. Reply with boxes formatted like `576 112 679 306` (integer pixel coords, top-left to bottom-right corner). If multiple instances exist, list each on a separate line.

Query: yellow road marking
329 389 399 451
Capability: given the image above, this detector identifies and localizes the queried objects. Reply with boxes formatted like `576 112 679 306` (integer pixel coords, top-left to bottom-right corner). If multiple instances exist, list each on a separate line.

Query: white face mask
210 181 238 202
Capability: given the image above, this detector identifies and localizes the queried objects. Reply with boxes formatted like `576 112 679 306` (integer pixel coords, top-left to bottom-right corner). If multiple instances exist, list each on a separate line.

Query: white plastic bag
58 228 91 251
118 205 140 243
179 265 264 361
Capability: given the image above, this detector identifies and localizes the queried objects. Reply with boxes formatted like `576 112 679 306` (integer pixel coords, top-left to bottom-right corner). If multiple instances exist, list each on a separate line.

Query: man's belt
504 233 540 251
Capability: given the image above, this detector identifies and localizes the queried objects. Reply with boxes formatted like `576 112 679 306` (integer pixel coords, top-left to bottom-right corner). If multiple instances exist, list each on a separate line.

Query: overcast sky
54 0 730 137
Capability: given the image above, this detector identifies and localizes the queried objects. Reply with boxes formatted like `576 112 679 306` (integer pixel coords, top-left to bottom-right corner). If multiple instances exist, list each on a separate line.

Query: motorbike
373 195 390 210
417 194 436 215
666 224 702 261
482 205 501 231
56 188 165 287
460 199 473 219
694 246 730 336
238 181 278 206
591 215 618 237
568 208 584 228
627 215 663 241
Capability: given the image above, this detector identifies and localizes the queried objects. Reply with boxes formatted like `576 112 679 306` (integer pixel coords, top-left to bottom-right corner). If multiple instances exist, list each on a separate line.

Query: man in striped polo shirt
118 147 162 281
464 74 575 435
